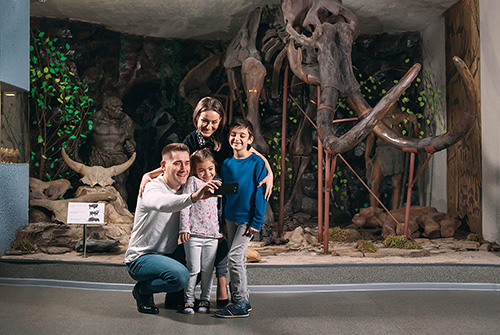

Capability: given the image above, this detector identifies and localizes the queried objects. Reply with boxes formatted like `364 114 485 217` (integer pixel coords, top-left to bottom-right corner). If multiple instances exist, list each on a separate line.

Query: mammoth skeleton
181 0 477 202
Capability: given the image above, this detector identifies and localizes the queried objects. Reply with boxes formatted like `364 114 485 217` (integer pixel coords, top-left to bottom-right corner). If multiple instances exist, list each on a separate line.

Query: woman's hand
258 173 273 201
139 167 163 196
139 174 153 196
178 232 190 244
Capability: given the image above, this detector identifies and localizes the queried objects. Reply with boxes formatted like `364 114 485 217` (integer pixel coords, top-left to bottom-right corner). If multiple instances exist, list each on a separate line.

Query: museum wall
480 0 500 244
445 0 481 234
0 0 29 91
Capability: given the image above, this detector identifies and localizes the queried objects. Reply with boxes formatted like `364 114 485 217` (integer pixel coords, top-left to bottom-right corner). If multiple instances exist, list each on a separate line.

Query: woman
139 96 273 308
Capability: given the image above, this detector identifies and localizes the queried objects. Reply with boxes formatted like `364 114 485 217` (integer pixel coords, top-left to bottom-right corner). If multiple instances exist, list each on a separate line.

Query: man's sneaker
165 290 184 310
198 300 210 313
214 302 249 318
183 303 195 314
132 282 159 314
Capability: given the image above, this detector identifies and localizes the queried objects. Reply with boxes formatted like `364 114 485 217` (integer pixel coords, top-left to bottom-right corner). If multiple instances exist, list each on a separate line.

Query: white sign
67 203 105 224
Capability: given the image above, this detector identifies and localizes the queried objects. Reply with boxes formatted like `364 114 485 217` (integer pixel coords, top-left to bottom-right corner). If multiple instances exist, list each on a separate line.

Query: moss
384 235 408 248
356 240 377 253
329 226 349 242
467 233 482 242
383 235 423 249
406 241 423 250
12 239 36 253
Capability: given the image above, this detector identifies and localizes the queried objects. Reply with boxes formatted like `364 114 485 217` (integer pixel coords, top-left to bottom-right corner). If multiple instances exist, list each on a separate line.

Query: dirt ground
3 239 500 265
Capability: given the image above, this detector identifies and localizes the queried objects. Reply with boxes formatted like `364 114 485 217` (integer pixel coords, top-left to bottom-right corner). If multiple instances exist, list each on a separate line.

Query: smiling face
161 150 190 190
194 159 216 182
228 126 253 156
195 110 221 138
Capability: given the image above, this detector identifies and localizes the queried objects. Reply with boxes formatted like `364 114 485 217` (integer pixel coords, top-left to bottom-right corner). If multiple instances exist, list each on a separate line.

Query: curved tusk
347 57 477 153
108 152 136 177
321 63 421 154
287 43 320 85
61 148 89 175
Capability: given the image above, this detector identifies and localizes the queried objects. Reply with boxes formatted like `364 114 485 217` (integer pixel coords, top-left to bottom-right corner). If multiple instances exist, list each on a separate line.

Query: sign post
67 203 105 258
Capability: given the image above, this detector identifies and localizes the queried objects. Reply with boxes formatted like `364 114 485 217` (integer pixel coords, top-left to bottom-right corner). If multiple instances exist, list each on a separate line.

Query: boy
214 118 268 318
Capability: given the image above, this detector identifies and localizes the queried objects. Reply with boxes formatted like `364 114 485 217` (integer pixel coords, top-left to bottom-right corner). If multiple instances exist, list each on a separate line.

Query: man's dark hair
228 117 254 138
161 143 190 160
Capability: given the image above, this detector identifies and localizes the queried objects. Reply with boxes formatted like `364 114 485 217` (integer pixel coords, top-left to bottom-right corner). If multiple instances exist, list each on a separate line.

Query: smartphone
214 182 239 196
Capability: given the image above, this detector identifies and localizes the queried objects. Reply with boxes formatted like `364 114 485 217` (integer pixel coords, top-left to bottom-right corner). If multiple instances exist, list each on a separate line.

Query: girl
179 149 222 314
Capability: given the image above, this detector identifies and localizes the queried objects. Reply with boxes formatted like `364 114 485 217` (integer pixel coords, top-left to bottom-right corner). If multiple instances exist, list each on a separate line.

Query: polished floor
1 283 500 335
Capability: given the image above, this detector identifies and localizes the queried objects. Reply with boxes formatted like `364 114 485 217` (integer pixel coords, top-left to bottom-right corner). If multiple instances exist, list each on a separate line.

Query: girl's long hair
190 148 217 177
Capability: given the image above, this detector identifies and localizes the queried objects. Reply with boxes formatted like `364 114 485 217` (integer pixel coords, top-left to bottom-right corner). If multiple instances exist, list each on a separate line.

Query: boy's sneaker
198 300 210 313
214 302 249 318
183 303 195 314
245 301 252 312
216 299 229 309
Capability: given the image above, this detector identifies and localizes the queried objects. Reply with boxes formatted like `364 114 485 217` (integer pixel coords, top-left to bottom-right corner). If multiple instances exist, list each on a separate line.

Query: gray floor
2 259 500 334
1 284 500 335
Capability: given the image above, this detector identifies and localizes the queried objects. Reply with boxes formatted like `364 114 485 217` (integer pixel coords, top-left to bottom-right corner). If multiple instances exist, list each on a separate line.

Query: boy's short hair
228 117 254 138
161 143 190 161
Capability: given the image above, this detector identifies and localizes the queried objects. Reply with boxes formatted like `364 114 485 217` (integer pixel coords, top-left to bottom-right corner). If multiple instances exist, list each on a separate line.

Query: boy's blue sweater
221 153 268 230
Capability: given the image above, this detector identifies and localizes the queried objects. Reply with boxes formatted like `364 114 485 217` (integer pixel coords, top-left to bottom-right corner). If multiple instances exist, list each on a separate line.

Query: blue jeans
126 252 190 295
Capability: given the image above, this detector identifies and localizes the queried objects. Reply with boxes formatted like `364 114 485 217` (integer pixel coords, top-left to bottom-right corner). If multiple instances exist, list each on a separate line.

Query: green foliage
29 31 96 181
267 131 290 201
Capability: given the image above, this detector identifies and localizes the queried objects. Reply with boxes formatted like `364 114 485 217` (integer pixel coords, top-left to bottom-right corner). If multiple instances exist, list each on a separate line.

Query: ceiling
30 0 460 40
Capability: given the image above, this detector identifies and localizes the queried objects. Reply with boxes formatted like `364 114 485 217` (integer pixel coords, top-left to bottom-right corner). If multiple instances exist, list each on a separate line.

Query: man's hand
178 232 190 244
257 173 273 201
139 173 153 197
191 180 222 203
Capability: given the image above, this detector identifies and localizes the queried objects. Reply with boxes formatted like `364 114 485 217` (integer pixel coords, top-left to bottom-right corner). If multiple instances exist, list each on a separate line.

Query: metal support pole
317 86 323 243
323 152 331 254
278 65 289 237
318 139 323 243
82 224 87 258
404 152 416 238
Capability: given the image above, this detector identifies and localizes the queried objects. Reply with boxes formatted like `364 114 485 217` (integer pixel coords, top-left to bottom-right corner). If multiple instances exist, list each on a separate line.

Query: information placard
67 203 105 224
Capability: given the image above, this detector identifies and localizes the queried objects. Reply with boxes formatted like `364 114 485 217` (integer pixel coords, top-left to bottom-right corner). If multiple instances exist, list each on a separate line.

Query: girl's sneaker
198 300 210 313
183 303 195 314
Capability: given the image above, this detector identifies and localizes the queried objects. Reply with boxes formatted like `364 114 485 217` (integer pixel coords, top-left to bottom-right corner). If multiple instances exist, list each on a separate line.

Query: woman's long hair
192 97 226 151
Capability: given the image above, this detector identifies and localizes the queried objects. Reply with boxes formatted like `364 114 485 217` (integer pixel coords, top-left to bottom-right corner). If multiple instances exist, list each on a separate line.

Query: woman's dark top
183 130 233 171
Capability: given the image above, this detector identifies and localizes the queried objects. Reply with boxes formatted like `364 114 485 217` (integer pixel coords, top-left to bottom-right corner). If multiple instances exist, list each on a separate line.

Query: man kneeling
125 143 220 314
